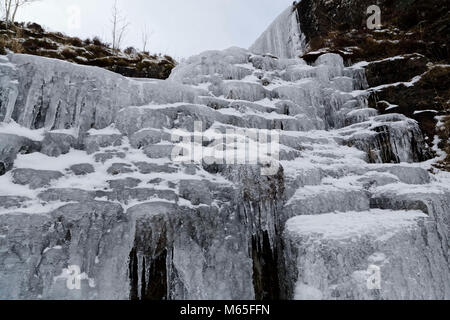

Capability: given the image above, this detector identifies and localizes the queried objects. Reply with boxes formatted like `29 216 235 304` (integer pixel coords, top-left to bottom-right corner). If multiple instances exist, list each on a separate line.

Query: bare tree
1 0 13 28
141 24 153 53
1 0 39 28
110 0 129 51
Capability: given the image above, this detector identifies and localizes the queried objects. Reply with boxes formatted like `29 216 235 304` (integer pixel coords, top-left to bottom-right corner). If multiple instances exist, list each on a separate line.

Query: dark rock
107 163 134 175
84 134 123 155
183 164 198 175
149 178 163 184
108 178 142 189
94 152 126 163
179 180 213 206
129 129 169 149
0 134 41 175
0 196 31 209
69 163 95 176
134 162 178 174
40 131 77 157
365 54 429 87
126 202 175 300
38 188 96 203
143 145 176 159
12 169 63 189
96 188 177 203
369 66 450 155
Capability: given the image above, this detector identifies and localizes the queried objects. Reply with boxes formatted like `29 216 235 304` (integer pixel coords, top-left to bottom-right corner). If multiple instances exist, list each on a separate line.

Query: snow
294 283 323 300
0 173 38 198
49 128 79 137
350 55 412 70
286 209 426 241
43 246 63 254
14 149 93 172
87 124 121 136
379 100 399 110
413 110 438 115
0 121 45 141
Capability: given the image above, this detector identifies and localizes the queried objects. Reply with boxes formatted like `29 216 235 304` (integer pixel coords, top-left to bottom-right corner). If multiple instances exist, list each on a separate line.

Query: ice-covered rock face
284 210 450 300
0 54 203 141
0 5 449 300
250 6 306 59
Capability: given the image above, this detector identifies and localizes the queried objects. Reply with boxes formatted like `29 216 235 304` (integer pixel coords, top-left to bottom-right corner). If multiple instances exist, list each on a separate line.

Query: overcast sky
16 0 293 60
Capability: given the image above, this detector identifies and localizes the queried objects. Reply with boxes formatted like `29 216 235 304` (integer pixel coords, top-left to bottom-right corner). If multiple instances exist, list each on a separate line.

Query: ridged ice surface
0 6 449 300
250 6 306 59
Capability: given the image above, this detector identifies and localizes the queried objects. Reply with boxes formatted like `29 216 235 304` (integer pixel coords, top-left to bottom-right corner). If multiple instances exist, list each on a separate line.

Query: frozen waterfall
0 4 449 301
250 5 306 59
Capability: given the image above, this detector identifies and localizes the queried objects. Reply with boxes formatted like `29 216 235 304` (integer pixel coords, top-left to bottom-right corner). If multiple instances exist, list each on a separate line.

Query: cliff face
296 0 449 62
295 0 450 169
0 3 449 300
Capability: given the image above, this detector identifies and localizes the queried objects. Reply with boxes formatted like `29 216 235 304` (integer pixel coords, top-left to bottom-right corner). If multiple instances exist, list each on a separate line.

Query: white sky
16 0 293 60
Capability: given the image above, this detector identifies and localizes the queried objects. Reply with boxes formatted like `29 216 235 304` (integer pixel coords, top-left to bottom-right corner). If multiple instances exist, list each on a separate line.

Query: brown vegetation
0 21 176 79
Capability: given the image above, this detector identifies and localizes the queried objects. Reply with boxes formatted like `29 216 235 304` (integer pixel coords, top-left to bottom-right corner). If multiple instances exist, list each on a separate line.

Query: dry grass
61 48 78 60
8 39 23 53
0 21 176 79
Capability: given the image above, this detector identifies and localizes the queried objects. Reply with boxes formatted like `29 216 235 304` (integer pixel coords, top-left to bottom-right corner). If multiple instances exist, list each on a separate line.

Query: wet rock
149 178 163 184
179 180 213 206
0 196 31 209
183 164 198 175
40 131 77 157
365 54 429 87
143 145 176 159
12 169 63 189
134 162 178 174
108 178 142 190
84 134 123 155
107 163 134 175
97 188 178 203
69 163 95 176
38 188 96 203
0 133 41 175
129 129 170 149
94 152 126 163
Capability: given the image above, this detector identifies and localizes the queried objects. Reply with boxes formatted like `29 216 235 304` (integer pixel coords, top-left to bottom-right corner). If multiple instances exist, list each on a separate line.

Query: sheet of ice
250 6 306 59
0 121 45 141
286 209 426 241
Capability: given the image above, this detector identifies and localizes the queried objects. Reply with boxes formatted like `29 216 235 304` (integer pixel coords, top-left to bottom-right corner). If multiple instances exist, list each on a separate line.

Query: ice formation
250 6 306 59
0 5 449 300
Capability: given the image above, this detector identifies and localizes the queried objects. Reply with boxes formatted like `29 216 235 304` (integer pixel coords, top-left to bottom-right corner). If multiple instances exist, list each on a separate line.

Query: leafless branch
110 0 129 51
